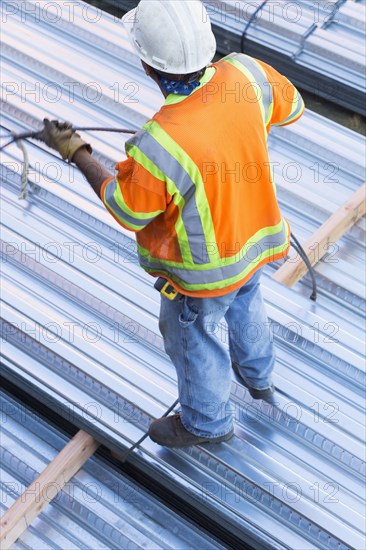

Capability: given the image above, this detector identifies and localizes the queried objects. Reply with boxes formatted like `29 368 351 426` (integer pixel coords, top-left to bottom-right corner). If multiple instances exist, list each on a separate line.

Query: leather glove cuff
36 119 92 163
62 135 92 163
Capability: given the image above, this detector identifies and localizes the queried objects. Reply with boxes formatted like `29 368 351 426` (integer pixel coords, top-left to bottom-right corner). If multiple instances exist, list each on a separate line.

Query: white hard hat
122 0 216 74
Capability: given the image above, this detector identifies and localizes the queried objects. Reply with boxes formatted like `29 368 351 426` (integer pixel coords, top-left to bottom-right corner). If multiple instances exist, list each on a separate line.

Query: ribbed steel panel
1 1 365 549
0 390 226 549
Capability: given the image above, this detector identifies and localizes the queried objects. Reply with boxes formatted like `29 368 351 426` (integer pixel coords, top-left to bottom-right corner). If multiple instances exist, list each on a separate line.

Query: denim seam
181 310 197 428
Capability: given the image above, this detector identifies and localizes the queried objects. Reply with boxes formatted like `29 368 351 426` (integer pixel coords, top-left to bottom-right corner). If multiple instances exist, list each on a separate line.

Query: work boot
149 414 234 447
232 363 278 405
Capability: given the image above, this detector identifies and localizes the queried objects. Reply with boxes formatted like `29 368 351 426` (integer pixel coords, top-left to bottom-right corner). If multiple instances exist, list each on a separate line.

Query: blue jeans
159 269 275 438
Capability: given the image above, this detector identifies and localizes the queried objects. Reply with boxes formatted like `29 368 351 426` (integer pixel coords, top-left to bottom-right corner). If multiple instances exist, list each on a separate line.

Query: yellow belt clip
154 278 180 301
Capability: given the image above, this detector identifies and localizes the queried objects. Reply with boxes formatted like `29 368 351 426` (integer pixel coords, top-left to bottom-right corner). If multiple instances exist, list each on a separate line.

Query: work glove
35 119 92 162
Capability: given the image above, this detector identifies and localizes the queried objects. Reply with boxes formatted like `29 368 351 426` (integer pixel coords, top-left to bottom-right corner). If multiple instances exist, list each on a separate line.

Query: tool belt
154 277 182 301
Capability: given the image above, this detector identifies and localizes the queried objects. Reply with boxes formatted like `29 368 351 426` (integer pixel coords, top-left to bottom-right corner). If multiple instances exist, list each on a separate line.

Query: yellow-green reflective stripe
139 218 287 269
139 219 289 288
223 56 270 131
164 67 217 106
103 178 160 229
251 58 274 125
137 243 190 270
274 94 305 126
127 142 193 264
130 122 217 264
144 243 287 291
113 179 163 220
232 54 274 126
146 121 217 257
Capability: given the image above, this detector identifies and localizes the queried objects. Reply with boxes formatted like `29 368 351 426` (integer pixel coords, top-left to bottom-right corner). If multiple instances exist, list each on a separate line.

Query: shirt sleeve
258 60 305 128
100 155 168 232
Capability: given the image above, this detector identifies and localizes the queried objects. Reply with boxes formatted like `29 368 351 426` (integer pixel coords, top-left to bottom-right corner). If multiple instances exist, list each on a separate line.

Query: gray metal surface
0 390 225 550
1 1 365 549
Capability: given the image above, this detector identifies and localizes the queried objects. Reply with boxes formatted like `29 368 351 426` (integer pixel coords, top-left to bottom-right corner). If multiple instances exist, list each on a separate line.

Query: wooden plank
273 183 366 287
0 430 99 549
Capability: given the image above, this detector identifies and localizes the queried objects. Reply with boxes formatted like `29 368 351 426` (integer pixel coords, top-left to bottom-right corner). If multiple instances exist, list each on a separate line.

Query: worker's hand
35 119 92 162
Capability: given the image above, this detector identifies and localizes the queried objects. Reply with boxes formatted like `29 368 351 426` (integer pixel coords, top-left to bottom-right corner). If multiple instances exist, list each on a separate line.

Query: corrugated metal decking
1 1 365 549
0 390 226 549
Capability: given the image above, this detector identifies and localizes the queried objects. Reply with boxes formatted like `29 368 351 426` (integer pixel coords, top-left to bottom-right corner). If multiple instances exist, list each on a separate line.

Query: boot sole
149 428 234 448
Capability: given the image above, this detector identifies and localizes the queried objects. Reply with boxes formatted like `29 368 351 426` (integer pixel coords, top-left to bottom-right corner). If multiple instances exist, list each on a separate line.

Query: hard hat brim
121 7 144 63
122 7 150 65
121 7 138 33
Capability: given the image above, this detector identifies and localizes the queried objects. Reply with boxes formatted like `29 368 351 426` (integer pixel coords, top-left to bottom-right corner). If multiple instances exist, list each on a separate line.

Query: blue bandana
160 78 201 96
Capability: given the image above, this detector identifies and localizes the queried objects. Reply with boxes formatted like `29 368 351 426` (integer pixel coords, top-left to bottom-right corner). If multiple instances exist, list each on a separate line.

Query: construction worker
36 0 304 447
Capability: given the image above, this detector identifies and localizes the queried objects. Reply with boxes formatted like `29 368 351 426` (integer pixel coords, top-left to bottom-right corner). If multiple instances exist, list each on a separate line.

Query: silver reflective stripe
140 221 288 286
229 53 273 125
276 93 304 126
104 178 155 228
127 131 210 264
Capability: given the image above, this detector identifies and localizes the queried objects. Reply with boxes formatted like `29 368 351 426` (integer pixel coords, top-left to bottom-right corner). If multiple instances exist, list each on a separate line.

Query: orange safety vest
101 53 305 297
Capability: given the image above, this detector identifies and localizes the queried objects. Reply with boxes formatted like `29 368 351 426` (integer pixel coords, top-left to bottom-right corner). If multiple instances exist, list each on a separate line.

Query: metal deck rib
0 390 226 550
1 1 365 549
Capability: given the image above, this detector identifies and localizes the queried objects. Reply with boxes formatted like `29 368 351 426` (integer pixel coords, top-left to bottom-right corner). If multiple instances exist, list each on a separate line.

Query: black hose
241 0 269 53
290 233 317 301
0 127 137 152
117 398 180 463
